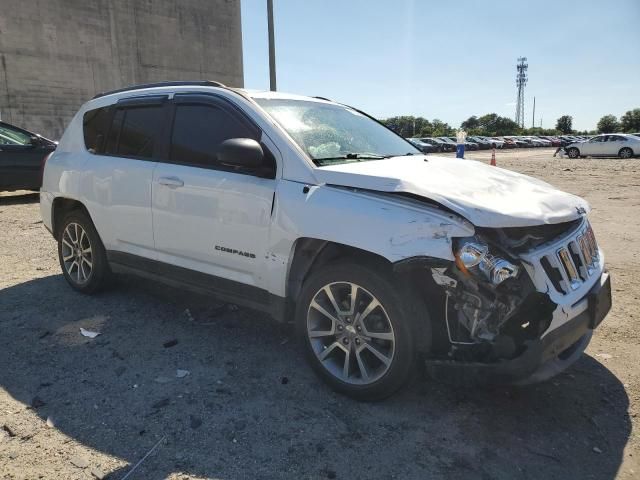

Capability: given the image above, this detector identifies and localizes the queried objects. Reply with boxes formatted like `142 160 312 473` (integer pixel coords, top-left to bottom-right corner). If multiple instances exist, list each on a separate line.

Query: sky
241 0 640 131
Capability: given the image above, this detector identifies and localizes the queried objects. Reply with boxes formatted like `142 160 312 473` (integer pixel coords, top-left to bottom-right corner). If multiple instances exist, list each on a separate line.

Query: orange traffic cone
490 147 496 166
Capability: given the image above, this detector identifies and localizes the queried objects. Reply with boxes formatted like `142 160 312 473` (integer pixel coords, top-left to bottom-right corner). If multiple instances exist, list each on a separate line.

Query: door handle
158 176 184 188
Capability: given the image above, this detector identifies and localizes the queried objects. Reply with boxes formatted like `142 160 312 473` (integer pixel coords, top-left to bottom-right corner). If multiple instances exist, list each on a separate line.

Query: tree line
380 108 640 138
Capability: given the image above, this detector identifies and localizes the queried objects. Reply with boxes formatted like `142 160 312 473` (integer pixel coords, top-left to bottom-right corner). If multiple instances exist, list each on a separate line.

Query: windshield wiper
315 153 387 162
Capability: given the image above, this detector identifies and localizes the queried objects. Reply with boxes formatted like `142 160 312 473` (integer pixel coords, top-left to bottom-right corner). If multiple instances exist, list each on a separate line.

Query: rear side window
169 104 256 167
104 106 164 159
82 107 111 153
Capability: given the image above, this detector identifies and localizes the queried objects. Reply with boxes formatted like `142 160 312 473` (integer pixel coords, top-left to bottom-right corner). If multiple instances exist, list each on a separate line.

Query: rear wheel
58 210 111 293
619 147 633 159
297 262 418 401
567 147 580 159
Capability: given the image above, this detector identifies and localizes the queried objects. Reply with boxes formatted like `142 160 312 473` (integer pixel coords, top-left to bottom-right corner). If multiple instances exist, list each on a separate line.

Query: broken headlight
454 237 520 285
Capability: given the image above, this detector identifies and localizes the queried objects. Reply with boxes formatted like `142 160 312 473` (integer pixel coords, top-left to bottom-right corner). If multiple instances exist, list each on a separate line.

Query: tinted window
83 107 111 153
169 104 257 167
0 124 31 146
105 109 124 154
104 106 164 159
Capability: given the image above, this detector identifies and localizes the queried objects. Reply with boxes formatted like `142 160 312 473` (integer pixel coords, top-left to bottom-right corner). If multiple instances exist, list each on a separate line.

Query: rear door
151 93 277 298
606 135 625 156
82 96 169 259
0 123 54 190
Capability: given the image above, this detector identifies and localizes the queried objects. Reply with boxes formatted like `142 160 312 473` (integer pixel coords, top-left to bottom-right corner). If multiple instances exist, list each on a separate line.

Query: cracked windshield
254 98 418 164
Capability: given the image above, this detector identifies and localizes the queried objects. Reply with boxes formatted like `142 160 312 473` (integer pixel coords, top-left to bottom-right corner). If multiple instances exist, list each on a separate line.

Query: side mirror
30 135 41 147
218 138 264 168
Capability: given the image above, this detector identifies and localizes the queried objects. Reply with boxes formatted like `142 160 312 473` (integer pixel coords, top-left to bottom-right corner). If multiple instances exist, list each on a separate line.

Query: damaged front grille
480 218 582 253
539 222 599 295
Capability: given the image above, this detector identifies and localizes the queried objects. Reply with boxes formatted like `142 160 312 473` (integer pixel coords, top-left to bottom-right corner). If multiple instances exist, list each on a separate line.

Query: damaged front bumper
425 271 611 386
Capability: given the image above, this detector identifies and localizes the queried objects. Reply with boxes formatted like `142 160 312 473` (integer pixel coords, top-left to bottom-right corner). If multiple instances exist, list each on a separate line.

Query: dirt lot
1 147 638 480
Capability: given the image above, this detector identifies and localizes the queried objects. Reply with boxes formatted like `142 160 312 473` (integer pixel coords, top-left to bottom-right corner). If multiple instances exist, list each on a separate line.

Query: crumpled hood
313 155 590 228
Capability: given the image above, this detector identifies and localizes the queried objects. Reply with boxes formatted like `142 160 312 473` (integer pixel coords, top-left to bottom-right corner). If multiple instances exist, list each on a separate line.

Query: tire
57 210 111 294
619 147 633 159
567 147 580 159
296 261 419 401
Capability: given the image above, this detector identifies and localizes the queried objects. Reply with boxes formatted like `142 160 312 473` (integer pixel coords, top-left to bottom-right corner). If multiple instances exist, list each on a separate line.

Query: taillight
40 152 54 187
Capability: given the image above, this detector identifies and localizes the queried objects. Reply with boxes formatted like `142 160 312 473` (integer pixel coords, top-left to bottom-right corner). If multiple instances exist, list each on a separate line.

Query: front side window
0 124 31 146
254 98 418 165
104 106 164 159
169 104 258 168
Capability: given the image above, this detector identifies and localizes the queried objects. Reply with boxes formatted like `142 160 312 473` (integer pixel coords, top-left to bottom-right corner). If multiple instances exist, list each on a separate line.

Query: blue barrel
456 144 465 159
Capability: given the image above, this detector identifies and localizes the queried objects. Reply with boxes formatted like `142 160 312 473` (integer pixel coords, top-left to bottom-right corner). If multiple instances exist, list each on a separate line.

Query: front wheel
567 147 580 158
297 262 417 401
619 147 633 159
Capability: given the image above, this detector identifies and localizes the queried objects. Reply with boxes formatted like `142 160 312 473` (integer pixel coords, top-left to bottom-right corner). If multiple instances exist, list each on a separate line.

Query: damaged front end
412 218 608 386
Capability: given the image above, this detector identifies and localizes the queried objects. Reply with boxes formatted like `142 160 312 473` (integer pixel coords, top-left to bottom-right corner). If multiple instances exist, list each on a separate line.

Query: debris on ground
176 369 190 378
2 424 17 437
281 377 289 385
163 339 178 348
119 436 166 480
593 446 603 454
90 467 106 479
595 353 613 360
70 455 89 469
46 417 55 428
80 328 101 339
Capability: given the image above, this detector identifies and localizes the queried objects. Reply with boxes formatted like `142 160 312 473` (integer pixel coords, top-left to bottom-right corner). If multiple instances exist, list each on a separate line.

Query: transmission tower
515 57 528 128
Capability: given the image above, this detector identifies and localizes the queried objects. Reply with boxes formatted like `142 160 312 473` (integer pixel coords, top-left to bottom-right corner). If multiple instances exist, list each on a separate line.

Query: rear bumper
425 272 611 386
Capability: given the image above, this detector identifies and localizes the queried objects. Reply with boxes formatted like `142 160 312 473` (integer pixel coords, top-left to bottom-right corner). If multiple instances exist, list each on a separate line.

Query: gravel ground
1 148 638 480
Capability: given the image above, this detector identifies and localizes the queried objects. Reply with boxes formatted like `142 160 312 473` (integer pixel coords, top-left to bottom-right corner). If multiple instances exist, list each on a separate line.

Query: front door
581 135 606 156
151 94 277 296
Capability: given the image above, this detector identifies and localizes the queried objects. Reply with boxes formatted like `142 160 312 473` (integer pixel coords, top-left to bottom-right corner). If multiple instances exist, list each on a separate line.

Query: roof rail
313 96 333 102
92 80 226 99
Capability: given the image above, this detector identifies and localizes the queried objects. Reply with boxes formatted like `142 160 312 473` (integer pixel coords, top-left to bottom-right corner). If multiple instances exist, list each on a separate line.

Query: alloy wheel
307 282 396 385
61 222 93 284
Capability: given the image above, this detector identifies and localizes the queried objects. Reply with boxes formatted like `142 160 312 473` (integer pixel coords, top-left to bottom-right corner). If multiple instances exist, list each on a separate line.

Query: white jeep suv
40 81 611 400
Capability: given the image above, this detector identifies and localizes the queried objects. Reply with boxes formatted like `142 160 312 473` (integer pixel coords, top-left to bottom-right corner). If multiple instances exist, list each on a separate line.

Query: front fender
266 180 474 296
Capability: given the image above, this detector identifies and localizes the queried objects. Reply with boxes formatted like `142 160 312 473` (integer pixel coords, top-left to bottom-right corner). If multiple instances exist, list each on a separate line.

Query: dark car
420 137 456 152
0 121 56 191
467 135 493 150
446 136 479 151
407 138 436 154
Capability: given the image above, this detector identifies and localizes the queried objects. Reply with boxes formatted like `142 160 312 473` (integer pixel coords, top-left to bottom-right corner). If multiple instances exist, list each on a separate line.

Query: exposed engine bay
427 222 575 363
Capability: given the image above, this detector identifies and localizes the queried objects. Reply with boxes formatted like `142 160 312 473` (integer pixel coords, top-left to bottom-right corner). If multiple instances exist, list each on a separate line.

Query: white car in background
567 134 639 159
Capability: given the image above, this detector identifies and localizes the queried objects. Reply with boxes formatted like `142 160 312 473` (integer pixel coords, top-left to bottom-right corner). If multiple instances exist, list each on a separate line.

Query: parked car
0 121 57 191
494 136 518 148
420 137 455 152
446 136 479 150
436 136 459 150
41 81 611 400
566 134 639 159
503 136 530 148
407 138 436 154
477 136 504 149
466 136 492 150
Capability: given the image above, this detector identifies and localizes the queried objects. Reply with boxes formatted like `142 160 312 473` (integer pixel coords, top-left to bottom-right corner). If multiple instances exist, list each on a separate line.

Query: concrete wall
0 0 243 139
